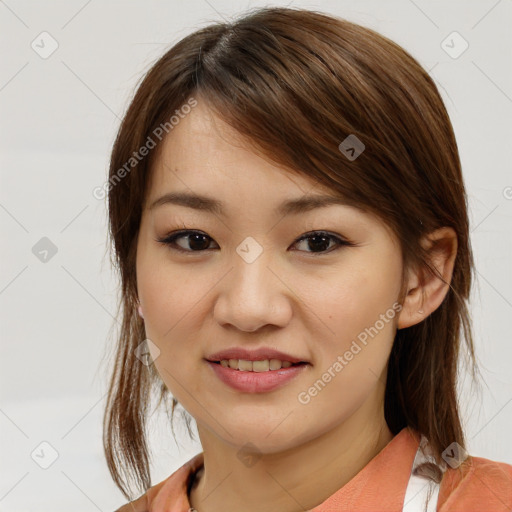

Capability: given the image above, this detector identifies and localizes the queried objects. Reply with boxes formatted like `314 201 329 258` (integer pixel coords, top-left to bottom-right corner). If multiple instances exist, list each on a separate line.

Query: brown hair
102 6 480 501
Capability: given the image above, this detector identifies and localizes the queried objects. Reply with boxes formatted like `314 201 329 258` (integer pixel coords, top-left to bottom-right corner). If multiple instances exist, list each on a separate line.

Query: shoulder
114 452 204 512
439 455 512 511
113 478 168 512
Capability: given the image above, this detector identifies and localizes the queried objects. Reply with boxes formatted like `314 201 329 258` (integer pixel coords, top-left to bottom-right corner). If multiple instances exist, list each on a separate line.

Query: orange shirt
120 427 512 511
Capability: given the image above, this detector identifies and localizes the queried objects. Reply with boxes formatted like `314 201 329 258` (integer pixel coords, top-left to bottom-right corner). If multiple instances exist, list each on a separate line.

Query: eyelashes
155 229 356 256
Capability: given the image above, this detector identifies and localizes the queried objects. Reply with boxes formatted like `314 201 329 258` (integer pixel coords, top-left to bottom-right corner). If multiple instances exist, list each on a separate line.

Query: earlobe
138 304 144 319
397 227 457 330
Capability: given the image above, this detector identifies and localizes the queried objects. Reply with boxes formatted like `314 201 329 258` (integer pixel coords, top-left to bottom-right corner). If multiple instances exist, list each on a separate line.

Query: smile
206 360 310 393
217 358 299 371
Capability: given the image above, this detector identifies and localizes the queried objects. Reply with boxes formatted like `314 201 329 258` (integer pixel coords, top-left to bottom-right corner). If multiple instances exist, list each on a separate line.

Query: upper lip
206 347 308 364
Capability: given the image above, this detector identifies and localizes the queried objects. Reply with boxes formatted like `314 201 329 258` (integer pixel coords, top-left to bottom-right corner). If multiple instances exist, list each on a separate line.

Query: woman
104 6 512 511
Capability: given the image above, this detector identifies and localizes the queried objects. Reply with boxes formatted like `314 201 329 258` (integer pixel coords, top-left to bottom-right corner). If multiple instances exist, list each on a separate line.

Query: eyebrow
148 191 359 217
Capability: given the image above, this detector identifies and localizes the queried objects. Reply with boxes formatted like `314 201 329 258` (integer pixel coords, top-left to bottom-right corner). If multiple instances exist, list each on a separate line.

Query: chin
217 426 307 454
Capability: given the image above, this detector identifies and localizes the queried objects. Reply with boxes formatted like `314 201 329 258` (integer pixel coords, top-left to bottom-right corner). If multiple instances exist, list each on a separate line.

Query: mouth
204 347 311 391
205 359 310 393
205 347 310 368
207 359 308 372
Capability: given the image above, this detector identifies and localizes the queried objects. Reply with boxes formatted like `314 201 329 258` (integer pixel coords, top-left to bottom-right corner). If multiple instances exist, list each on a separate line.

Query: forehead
143 100 393 241
146 100 335 207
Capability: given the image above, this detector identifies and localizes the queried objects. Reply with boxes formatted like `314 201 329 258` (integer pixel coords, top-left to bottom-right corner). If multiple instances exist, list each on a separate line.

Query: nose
213 250 293 333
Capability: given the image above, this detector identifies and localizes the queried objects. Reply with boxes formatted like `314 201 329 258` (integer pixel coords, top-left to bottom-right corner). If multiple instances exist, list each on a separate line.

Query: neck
189 386 394 512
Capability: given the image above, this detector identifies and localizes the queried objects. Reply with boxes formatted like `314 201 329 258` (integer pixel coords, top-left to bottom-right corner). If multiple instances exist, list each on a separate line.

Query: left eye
156 230 354 255
293 231 352 253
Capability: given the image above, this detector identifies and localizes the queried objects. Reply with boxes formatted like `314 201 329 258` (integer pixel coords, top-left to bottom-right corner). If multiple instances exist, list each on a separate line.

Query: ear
397 227 458 330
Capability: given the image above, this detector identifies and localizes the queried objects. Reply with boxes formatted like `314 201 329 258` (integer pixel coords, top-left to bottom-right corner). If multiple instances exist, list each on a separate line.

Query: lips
206 359 309 393
205 346 308 364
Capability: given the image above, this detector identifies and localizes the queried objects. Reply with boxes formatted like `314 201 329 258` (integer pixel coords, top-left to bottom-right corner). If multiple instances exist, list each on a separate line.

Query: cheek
140 266 201 340
318 268 396 329
136 239 193 343
137 260 207 398
311 252 401 367
301 270 398 426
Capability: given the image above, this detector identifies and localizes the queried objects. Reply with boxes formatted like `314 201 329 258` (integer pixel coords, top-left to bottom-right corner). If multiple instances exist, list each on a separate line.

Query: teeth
219 359 294 371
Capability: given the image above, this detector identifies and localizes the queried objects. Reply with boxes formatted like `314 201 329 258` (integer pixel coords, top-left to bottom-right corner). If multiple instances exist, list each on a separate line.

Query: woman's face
136 98 404 453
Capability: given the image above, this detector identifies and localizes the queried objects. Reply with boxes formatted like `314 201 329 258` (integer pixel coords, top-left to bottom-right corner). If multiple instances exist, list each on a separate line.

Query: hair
102 5 480 502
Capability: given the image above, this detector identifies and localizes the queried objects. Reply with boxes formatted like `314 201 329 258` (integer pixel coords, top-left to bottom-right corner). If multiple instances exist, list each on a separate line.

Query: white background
0 0 511 510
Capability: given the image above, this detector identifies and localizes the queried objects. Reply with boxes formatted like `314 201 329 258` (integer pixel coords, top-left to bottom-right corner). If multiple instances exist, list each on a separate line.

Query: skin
130 97 457 512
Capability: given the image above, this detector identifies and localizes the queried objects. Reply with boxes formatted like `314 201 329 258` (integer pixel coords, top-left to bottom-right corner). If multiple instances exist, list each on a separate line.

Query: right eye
156 230 218 253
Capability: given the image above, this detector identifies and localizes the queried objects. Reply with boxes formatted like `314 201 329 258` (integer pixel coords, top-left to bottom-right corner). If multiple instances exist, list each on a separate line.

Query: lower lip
206 361 310 393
